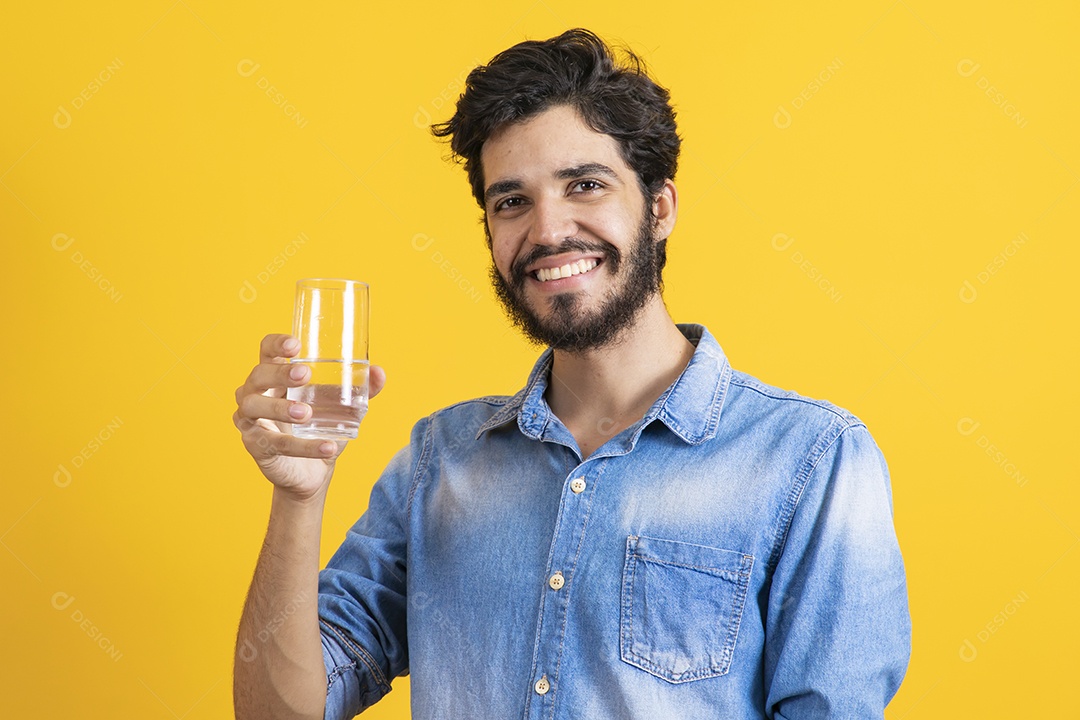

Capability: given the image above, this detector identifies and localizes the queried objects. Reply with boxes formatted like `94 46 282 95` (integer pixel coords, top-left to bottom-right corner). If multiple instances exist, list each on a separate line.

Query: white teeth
535 259 599 283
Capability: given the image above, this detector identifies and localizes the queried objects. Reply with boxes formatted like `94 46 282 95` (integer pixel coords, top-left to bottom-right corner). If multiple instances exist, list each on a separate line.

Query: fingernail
283 338 300 352
289 365 307 381
288 404 307 419
320 443 335 455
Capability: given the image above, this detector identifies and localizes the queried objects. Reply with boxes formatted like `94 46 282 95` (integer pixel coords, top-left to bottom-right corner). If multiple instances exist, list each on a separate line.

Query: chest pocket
620 535 754 683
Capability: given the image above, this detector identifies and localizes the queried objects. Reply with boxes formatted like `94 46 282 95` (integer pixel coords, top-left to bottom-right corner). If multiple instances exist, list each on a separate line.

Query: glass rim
295 277 369 288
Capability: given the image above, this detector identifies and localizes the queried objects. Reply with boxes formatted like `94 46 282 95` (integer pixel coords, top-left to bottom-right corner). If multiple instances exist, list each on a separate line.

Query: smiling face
481 105 677 351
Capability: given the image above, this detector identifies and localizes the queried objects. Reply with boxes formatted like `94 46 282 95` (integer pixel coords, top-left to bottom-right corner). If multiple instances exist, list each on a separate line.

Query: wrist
270 484 329 515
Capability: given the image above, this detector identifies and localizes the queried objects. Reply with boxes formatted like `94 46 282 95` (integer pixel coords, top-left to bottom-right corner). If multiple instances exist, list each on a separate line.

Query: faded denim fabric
318 324 910 719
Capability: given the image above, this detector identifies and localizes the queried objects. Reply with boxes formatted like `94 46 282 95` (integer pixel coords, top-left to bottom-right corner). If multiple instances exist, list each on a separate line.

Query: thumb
369 365 387 399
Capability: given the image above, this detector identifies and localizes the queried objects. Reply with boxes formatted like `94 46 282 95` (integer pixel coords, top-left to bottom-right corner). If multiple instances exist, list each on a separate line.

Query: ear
650 179 678 240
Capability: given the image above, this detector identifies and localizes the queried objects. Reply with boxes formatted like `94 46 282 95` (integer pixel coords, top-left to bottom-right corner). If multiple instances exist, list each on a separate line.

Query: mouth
532 258 601 283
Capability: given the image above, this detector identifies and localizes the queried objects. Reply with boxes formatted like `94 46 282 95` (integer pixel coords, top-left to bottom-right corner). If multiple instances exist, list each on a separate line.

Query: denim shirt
318 324 910 719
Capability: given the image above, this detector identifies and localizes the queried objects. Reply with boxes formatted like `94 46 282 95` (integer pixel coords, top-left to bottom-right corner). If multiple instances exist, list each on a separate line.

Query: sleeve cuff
320 619 396 718
321 621 362 720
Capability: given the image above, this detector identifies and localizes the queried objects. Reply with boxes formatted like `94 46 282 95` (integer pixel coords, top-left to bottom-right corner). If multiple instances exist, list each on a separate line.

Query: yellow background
3 1 1076 717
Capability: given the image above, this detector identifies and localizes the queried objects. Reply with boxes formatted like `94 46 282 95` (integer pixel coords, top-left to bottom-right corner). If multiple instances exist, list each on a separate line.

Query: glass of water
286 278 370 440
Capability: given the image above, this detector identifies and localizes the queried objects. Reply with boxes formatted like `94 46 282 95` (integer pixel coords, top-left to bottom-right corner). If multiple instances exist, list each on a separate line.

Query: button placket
525 464 601 718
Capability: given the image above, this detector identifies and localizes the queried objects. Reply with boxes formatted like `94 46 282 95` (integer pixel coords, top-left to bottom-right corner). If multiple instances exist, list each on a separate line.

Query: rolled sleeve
321 622 364 720
317 418 431 718
765 423 911 718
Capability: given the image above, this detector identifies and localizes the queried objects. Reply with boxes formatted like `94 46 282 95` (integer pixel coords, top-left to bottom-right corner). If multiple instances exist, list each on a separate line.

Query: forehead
480 105 633 186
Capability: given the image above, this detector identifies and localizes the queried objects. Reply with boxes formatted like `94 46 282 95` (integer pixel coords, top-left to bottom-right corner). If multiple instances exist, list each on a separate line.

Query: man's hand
233 333 387 500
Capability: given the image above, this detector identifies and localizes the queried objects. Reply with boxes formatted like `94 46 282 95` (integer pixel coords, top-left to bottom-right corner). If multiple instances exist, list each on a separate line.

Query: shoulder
721 368 879 467
725 370 891 504
409 392 522 445
427 393 518 422
383 393 521 496
727 368 864 431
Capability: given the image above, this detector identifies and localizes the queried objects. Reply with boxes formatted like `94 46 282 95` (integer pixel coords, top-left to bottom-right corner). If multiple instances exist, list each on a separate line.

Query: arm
231 333 387 720
764 423 911 718
234 488 329 720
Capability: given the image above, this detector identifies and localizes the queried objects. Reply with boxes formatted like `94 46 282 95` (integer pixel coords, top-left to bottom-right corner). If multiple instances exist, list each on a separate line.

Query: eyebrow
555 163 619 182
484 179 523 204
483 163 621 204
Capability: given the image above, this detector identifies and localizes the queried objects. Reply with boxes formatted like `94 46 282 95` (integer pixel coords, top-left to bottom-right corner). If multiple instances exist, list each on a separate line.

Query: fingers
234 413 341 459
238 393 311 426
260 333 299 364
239 338 386 440
243 361 310 398
243 362 383 404
236 363 384 432
235 342 313 430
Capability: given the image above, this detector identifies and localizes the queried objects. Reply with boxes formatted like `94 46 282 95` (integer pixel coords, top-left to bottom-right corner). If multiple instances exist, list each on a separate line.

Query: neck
545 298 695 457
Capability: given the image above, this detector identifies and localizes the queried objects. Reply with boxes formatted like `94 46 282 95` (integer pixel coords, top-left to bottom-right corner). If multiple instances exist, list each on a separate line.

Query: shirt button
535 675 550 695
570 477 586 493
548 572 565 590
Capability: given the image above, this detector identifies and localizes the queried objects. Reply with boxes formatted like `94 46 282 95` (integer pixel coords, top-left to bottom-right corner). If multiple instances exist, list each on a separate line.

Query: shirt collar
477 324 732 446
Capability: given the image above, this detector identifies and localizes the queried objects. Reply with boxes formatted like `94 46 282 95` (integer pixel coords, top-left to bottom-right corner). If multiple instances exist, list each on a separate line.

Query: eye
493 196 527 213
571 179 605 194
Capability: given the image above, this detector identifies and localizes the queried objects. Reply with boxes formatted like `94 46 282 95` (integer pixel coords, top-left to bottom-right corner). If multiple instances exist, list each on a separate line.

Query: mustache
510 238 621 285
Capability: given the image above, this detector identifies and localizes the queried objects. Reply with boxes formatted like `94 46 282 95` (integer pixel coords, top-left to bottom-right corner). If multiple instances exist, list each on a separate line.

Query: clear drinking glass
286 278 370 440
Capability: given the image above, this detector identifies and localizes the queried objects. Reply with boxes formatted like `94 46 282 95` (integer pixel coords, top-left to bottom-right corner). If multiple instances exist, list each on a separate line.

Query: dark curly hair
431 28 681 209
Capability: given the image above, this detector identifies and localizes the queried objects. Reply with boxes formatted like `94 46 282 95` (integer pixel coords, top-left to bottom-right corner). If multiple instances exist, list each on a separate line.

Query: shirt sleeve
317 417 431 719
764 422 911 718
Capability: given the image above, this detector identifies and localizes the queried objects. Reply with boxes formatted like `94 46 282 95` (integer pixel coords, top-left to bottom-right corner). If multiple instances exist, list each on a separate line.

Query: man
233 29 910 720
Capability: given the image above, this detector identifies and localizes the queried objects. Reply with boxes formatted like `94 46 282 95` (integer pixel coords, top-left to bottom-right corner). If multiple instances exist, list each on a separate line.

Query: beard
489 208 666 353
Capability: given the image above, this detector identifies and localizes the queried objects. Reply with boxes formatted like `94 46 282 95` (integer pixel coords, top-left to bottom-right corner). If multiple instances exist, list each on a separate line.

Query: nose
528 196 577 248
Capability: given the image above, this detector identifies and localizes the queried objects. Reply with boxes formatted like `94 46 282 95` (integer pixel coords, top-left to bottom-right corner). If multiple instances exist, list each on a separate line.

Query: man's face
480 105 671 352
